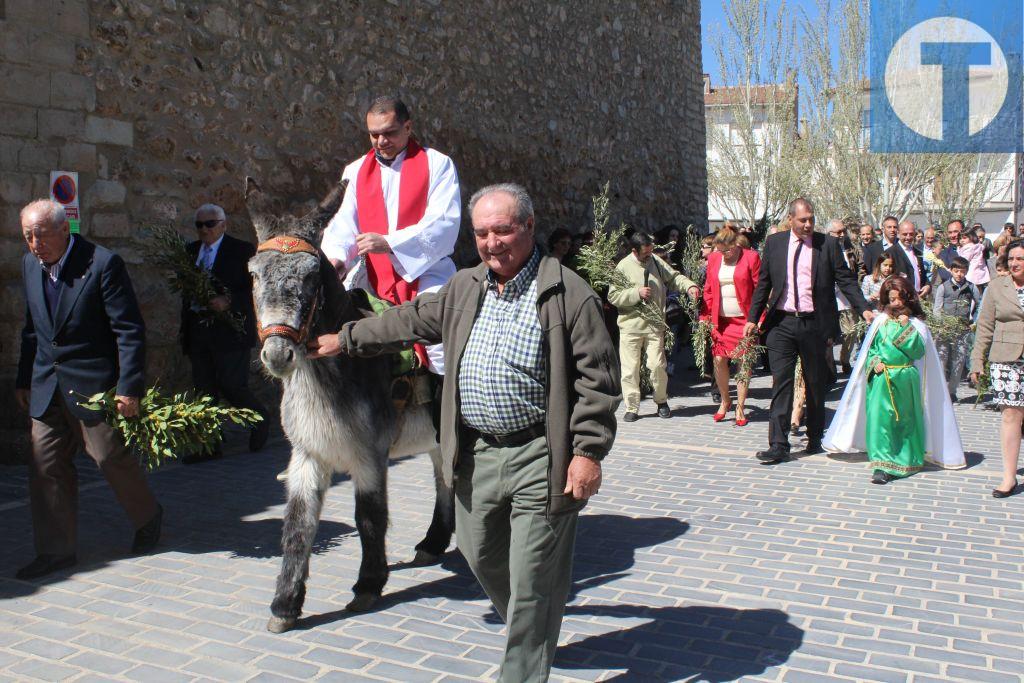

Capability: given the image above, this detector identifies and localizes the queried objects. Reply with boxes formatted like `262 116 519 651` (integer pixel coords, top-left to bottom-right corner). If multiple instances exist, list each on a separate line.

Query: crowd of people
10 94 1022 682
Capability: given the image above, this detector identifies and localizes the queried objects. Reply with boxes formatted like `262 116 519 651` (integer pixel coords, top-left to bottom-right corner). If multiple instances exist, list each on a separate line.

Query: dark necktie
43 269 60 316
792 240 804 312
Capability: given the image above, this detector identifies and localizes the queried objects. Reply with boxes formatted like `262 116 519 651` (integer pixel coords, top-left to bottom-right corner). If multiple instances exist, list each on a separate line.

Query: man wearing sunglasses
321 96 461 375
179 203 269 463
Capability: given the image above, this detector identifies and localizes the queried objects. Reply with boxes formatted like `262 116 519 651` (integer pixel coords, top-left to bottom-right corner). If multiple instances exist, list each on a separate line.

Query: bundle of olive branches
576 183 672 344
974 361 991 408
143 225 243 333
79 387 263 470
732 333 766 385
924 310 972 345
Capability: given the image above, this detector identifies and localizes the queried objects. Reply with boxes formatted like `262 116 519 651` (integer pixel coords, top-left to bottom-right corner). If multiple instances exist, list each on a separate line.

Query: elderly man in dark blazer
884 219 933 297
745 198 874 464
179 203 268 464
15 199 162 580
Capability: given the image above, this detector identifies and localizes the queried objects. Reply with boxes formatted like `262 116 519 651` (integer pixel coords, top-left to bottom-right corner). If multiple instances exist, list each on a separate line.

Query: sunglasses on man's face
195 219 222 229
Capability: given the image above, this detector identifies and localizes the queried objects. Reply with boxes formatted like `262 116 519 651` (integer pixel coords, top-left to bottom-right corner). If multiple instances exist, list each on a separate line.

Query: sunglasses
195 219 222 229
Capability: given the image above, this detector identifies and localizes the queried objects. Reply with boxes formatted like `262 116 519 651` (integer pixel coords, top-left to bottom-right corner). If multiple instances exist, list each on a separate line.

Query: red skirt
711 315 746 357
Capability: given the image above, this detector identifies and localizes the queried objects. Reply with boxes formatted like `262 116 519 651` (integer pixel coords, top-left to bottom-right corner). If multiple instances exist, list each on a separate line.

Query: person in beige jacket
608 231 698 421
970 240 1024 498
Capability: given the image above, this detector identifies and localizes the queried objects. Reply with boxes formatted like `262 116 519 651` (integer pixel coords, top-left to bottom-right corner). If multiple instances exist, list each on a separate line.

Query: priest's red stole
356 139 430 366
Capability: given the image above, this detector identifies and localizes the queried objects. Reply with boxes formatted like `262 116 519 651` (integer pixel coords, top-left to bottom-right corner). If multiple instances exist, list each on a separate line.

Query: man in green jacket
308 183 620 682
608 231 698 422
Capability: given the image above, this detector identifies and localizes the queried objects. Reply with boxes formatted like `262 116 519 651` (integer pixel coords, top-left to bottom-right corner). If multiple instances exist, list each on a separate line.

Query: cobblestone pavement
0 362 1022 682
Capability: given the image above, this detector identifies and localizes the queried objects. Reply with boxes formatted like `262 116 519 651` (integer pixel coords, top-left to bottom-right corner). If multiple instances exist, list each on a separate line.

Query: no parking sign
49 171 81 234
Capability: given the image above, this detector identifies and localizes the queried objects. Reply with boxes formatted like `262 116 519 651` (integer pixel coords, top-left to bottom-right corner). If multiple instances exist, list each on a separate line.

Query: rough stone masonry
0 0 708 450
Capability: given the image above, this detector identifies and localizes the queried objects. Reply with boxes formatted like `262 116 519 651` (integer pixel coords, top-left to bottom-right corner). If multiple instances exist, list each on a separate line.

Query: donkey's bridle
254 235 321 346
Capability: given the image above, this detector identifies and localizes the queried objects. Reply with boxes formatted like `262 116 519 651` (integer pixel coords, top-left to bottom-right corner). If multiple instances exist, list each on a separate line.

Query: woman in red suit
701 226 761 425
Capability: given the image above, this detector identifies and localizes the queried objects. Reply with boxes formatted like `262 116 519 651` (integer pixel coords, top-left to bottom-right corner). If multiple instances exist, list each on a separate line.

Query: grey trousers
455 435 578 683
29 394 159 556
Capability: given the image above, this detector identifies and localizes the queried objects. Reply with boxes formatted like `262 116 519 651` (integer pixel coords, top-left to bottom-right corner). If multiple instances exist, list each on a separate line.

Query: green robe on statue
865 319 926 477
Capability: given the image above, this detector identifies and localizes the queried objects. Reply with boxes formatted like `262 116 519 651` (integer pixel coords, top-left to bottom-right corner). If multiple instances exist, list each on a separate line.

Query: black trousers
766 314 830 450
188 343 267 420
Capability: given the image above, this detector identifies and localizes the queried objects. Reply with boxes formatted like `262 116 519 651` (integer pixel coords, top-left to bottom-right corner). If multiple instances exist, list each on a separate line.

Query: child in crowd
933 256 982 402
824 277 966 483
958 230 991 293
861 254 894 309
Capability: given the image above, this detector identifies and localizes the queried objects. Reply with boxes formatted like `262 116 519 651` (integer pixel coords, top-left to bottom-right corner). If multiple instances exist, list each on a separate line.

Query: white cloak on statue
823 313 967 469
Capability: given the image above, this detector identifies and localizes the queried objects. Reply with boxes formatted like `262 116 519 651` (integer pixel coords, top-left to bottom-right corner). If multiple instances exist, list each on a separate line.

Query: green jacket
608 253 696 334
339 254 621 515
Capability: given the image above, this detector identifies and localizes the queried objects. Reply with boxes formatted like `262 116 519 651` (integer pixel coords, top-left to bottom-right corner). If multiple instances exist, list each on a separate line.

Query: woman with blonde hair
701 226 762 425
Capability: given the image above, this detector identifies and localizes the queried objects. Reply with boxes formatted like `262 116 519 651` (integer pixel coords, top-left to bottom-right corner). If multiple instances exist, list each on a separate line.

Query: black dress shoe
803 440 824 455
993 482 1017 498
872 469 893 485
622 411 638 423
181 448 223 465
756 447 790 463
656 403 671 419
16 554 76 580
249 419 270 452
132 504 163 554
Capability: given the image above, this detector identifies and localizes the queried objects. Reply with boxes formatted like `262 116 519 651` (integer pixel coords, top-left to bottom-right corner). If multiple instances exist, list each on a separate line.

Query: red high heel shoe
713 403 732 422
735 415 748 427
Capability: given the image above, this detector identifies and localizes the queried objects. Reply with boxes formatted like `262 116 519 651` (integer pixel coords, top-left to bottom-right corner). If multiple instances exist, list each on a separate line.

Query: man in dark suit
745 198 874 463
931 219 964 283
861 215 898 274
180 203 268 464
15 199 162 579
884 220 932 298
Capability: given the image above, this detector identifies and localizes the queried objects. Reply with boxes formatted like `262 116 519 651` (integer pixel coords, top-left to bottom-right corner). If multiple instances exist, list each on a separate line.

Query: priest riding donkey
251 97 461 633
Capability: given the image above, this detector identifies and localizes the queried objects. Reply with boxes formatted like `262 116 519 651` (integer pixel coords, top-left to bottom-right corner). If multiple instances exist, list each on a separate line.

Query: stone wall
0 0 707 443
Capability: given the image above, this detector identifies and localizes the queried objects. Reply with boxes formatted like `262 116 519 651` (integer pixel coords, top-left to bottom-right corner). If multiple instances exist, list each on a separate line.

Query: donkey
247 182 453 633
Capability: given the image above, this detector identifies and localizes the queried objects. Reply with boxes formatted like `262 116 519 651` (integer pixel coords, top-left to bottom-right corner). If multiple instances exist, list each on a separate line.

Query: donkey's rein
254 236 322 346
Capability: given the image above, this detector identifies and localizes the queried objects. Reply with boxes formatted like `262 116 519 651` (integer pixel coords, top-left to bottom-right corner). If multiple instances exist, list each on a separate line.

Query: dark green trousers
456 435 579 682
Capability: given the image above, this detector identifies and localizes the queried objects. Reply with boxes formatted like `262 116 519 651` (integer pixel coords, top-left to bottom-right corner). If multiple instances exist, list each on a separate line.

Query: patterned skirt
989 361 1024 406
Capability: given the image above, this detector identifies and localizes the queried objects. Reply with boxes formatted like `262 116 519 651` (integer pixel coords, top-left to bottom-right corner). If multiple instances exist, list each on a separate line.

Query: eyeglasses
195 219 222 229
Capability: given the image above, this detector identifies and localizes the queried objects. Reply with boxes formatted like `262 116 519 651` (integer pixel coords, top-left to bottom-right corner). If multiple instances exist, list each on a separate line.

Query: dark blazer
860 240 884 275
17 238 146 421
884 243 932 291
180 234 258 352
747 231 869 339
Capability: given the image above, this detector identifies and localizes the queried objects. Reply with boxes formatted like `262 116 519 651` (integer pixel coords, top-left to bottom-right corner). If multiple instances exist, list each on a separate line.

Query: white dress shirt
900 243 921 290
195 234 225 271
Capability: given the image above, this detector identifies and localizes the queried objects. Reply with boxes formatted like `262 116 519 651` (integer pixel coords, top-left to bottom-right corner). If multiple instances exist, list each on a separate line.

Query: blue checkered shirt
459 248 547 435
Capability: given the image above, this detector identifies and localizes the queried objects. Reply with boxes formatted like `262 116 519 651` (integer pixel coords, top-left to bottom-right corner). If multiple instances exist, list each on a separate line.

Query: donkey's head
247 179 347 378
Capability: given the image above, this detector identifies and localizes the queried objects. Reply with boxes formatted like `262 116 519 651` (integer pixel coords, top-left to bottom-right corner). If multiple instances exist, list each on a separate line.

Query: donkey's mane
251 213 323 246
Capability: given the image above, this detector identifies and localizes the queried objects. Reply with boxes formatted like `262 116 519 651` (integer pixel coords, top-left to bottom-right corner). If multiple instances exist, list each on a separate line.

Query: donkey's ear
310 179 348 233
244 176 277 242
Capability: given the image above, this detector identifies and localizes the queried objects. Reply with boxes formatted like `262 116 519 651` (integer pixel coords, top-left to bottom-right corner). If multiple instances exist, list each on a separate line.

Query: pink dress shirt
777 233 814 313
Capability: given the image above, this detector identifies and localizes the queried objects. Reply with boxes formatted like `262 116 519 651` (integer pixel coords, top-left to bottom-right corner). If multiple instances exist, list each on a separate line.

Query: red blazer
701 248 761 327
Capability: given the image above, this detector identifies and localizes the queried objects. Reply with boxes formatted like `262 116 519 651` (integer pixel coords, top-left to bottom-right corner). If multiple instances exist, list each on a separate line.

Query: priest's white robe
322 146 461 373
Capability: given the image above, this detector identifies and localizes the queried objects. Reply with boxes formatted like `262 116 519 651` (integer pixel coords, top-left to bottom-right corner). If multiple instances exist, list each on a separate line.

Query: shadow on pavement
555 604 803 682
296 514 691 630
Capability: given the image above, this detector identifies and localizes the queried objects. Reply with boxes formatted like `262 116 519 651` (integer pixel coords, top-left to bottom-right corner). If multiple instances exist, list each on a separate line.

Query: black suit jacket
861 240 884 275
748 231 869 339
17 238 146 420
180 234 258 352
883 244 931 291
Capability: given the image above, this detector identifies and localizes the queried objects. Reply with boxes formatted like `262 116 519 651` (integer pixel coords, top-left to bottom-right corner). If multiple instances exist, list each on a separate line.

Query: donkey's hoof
411 549 441 566
346 593 380 613
266 616 296 633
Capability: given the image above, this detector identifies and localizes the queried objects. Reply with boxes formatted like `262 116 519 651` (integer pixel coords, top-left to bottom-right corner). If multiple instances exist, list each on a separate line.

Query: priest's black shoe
249 419 270 452
622 411 638 422
872 470 893 485
16 554 76 580
132 504 163 554
656 403 671 419
756 447 789 464
803 440 824 455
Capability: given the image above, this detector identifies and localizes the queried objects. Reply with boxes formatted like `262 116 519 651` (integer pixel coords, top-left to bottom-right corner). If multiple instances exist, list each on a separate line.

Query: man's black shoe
132 504 163 554
249 419 270 452
657 403 672 419
182 449 223 465
756 447 789 463
15 554 76 580
803 440 824 455
623 411 638 423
